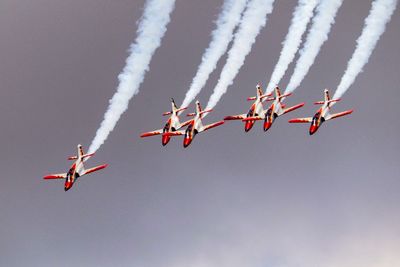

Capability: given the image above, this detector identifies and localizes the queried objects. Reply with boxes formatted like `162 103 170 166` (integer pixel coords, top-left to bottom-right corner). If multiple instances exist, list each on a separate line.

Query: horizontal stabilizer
186 113 196 117
44 173 67 179
140 130 163 138
326 110 353 120
288 117 312 123
82 153 94 160
162 111 172 116
83 164 108 175
224 114 246 120
279 93 292 99
247 96 256 101
67 156 78 160
260 93 273 99
200 109 213 116
201 121 224 132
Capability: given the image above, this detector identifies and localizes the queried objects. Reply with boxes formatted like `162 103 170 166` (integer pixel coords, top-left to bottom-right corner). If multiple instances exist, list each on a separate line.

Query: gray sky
0 0 399 266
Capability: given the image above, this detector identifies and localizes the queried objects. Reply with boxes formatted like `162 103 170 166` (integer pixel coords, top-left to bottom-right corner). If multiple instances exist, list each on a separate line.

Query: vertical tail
77 144 84 158
195 100 203 118
324 88 331 102
256 84 263 99
171 98 178 113
275 86 282 99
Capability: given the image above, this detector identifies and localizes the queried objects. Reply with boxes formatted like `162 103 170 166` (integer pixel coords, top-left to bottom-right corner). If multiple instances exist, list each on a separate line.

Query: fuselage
309 105 329 135
245 99 264 132
64 158 84 191
263 99 284 131
162 112 181 145
183 115 203 147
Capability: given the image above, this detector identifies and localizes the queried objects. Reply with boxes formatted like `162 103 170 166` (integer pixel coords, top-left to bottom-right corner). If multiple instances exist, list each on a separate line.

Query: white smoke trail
181 0 248 108
285 0 344 93
206 0 275 110
334 0 398 99
266 0 319 93
88 0 176 153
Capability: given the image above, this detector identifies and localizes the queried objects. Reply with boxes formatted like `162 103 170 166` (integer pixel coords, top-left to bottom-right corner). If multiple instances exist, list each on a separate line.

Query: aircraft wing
224 114 246 120
288 117 312 123
242 116 263 122
326 110 353 120
140 129 163 138
83 164 108 176
179 119 194 128
200 121 225 132
43 173 67 179
282 103 305 115
163 131 185 137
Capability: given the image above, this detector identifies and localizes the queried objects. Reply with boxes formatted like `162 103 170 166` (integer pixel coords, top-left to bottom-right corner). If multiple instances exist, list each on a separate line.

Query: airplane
289 89 353 135
140 98 190 146
242 86 304 131
43 144 107 191
164 100 225 147
224 84 272 132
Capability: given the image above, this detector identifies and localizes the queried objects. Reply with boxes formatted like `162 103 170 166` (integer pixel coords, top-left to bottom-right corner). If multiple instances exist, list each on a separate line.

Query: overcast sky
0 1 399 266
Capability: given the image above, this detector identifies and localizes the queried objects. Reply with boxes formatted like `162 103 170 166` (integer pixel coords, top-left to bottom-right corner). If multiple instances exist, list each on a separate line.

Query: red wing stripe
283 103 305 114
43 173 67 179
84 164 108 175
329 110 353 120
203 121 225 131
140 130 162 138
288 118 312 123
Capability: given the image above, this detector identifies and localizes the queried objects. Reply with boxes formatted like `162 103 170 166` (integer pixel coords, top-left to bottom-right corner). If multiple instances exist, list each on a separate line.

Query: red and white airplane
43 144 107 191
289 89 353 135
164 100 225 147
242 86 304 131
224 84 272 132
140 98 190 146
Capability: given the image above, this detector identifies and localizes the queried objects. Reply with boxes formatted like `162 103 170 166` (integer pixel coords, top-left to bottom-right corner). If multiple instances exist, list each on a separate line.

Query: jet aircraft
140 98 190 146
43 144 107 191
289 89 353 135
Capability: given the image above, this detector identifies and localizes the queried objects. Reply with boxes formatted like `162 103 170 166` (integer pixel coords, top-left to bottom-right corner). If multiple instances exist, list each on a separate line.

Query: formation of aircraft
43 144 107 191
289 89 353 135
163 100 225 147
225 85 305 132
44 87 352 191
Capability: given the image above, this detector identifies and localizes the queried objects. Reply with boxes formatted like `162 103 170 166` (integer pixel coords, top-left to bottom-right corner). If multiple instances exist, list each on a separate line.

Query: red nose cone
263 121 272 132
309 125 318 135
183 137 192 148
162 135 170 146
64 181 72 191
244 121 254 132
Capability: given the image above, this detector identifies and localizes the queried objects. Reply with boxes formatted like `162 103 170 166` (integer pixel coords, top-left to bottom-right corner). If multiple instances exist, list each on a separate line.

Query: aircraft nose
183 137 192 148
244 121 254 132
162 135 170 146
309 125 318 135
263 121 272 131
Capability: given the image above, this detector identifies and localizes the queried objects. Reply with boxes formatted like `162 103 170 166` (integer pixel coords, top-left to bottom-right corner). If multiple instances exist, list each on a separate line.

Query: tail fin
274 87 282 98
256 84 263 99
77 144 84 158
324 89 331 102
195 100 203 117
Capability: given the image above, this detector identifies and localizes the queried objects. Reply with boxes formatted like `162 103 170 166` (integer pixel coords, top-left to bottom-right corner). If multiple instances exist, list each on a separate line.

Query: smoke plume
334 0 398 99
89 0 176 153
181 0 248 108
